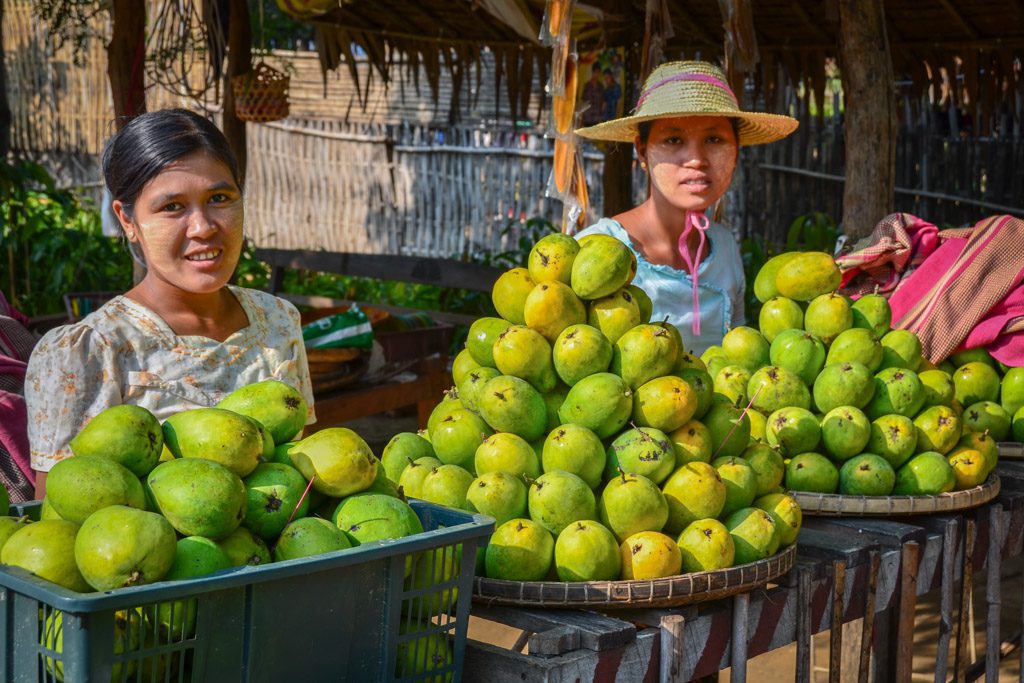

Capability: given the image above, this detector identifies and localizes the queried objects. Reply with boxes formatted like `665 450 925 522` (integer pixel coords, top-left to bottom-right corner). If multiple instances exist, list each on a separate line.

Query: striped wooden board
472 544 796 609
793 474 1000 516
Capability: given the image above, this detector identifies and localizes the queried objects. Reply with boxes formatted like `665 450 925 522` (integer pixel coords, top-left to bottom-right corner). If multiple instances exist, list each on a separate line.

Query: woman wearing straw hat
575 60 798 355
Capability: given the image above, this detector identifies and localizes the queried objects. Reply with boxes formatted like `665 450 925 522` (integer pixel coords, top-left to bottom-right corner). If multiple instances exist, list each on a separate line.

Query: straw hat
575 60 798 146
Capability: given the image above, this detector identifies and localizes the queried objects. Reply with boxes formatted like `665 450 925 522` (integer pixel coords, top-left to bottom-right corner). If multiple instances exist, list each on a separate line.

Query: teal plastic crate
0 501 492 682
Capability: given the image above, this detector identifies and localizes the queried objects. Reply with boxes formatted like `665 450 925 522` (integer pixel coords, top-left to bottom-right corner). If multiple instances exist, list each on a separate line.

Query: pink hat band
636 73 739 110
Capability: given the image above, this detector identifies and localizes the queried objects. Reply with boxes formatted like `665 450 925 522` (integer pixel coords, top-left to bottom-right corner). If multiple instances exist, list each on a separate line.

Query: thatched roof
306 0 1023 130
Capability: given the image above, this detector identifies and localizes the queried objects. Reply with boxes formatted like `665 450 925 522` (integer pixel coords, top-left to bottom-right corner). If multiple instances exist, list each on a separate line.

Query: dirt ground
337 411 1024 681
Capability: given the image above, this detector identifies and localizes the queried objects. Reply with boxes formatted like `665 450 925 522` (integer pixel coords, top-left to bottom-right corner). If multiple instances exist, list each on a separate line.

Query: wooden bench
256 247 503 429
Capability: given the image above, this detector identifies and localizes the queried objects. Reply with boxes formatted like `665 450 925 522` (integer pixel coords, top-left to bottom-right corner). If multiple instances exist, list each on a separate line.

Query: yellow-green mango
523 281 586 342
217 379 308 445
492 267 535 324
528 233 580 284
775 252 842 301
289 428 378 497
69 404 163 477
753 252 801 303
162 407 263 478
570 235 635 300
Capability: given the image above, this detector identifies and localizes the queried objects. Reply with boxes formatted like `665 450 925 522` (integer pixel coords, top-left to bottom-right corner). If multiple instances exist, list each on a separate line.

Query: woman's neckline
116 285 253 343
601 217 716 278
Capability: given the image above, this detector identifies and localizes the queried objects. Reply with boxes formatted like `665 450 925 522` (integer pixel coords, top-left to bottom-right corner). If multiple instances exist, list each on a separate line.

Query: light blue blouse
575 217 746 356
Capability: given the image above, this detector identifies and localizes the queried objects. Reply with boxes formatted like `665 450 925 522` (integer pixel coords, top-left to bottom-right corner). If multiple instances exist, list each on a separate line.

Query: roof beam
934 0 980 39
790 0 831 44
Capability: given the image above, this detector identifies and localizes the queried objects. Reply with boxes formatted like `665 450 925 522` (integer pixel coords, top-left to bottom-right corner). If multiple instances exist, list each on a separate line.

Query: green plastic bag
301 305 374 349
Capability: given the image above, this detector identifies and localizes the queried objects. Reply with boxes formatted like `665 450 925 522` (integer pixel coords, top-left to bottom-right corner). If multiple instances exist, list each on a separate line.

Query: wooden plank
731 593 749 683
955 515 977 681
254 247 503 293
528 626 579 656
829 560 846 683
790 528 876 570
802 518 928 548
464 628 659 683
934 517 960 683
796 567 812 683
986 504 1003 681
470 605 636 652
858 551 881 683
895 542 920 683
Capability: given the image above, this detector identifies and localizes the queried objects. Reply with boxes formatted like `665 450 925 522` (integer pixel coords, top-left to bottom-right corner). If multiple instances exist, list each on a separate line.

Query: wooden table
465 460 1024 682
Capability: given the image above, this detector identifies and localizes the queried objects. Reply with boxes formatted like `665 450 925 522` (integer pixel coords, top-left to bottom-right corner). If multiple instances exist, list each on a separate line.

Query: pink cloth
836 213 941 297
0 392 33 483
887 215 1024 365
958 283 1024 366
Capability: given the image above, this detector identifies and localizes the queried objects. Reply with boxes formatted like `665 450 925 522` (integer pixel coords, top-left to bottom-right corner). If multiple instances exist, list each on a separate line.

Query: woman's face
114 151 243 295
637 116 738 213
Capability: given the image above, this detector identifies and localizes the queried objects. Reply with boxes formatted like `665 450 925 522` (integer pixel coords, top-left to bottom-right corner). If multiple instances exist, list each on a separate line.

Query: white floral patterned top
26 286 316 472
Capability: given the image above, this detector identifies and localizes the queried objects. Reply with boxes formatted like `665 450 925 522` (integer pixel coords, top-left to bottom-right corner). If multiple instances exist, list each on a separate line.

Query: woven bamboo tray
471 543 796 609
793 474 1000 517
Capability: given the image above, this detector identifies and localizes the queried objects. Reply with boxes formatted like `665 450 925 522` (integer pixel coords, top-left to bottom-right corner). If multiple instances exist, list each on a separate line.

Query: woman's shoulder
27 299 129 365
230 286 303 333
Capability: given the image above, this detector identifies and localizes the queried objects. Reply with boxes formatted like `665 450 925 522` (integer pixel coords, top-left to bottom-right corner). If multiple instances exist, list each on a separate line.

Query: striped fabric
835 213 940 297
888 215 1024 363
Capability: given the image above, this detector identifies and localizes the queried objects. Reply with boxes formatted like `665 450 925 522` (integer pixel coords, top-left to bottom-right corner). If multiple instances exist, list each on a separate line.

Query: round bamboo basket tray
793 474 1000 517
472 543 796 609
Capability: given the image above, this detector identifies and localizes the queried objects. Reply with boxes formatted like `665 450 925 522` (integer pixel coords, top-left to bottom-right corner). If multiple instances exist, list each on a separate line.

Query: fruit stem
617 466 627 483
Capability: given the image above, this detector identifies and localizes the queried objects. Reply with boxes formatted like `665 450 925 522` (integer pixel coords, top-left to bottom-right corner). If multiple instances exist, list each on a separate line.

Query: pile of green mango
382 233 801 584
0 378 453 679
694 250 1019 500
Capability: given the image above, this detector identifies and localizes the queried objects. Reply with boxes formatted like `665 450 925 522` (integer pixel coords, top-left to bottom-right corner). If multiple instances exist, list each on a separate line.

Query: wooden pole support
732 592 750 683
830 559 847 683
895 541 921 683
796 567 812 683
986 504 1003 680
955 515 978 681
935 518 959 683
858 551 881 683
659 614 686 683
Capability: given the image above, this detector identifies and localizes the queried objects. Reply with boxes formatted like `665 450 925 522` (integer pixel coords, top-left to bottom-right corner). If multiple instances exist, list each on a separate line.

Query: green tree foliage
0 160 132 317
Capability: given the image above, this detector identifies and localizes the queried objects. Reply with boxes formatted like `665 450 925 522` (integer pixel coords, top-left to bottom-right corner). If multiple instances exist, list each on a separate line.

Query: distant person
25 109 316 497
602 69 622 120
574 61 798 354
581 68 605 125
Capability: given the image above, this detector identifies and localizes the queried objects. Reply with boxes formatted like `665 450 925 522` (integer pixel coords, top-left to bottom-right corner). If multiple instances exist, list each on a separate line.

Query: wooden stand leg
731 592 749 683
830 559 846 683
955 516 978 682
858 551 881 683
935 518 960 683
797 567 812 683
986 504 1003 681
895 541 920 683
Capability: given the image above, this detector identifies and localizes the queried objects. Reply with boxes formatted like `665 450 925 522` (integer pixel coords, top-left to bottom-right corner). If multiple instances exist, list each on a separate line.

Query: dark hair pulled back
102 109 241 217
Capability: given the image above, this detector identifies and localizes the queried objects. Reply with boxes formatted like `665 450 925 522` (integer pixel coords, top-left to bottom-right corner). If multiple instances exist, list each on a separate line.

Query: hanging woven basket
232 61 290 123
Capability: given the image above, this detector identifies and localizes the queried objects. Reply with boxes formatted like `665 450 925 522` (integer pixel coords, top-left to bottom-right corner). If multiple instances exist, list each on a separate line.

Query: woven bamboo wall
243 118 604 256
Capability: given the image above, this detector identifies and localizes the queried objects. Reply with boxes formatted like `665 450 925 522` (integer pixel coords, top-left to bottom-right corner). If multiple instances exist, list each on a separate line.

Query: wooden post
837 0 896 239
602 142 634 218
223 0 252 185
895 542 920 683
0 0 10 158
660 614 686 682
829 560 846 683
106 0 146 125
986 504 1002 680
106 0 147 284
